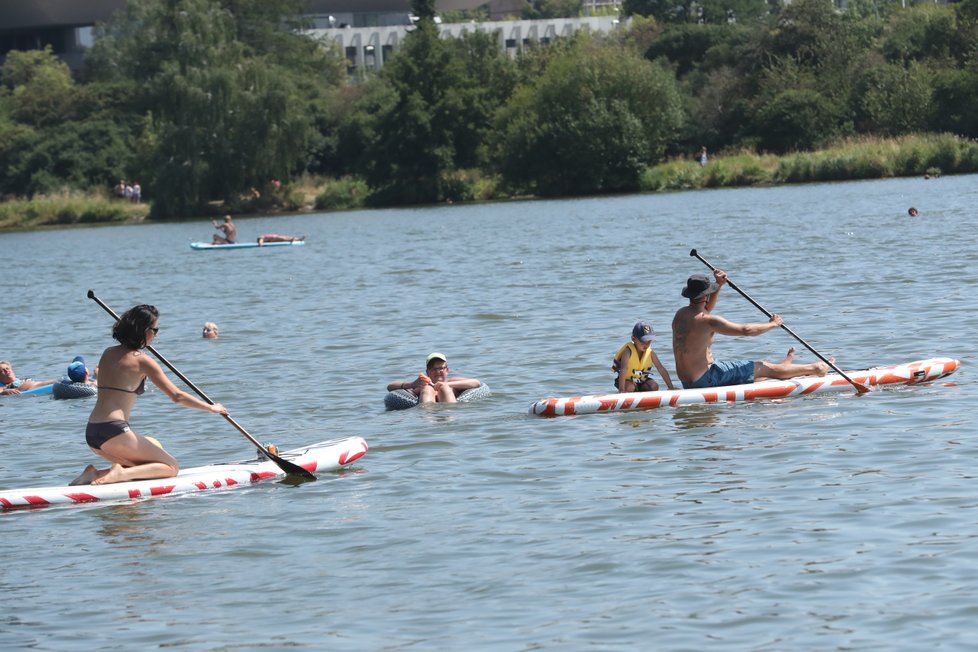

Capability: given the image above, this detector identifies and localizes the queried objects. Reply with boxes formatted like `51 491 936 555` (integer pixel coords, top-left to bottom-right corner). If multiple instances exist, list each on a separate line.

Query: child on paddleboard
612 321 675 393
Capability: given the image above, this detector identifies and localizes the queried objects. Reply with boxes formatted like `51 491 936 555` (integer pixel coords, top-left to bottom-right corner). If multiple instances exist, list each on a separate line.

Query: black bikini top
97 376 146 395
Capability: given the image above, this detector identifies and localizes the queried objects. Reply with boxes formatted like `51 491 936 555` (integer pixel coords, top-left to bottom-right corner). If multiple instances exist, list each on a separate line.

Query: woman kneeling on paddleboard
70 304 227 486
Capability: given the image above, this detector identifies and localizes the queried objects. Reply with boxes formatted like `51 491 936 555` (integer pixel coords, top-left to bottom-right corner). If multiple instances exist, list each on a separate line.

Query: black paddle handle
86 290 317 478
687 251 868 392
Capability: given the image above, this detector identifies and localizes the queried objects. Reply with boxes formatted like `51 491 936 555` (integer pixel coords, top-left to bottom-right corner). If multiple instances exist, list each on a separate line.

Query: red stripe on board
636 395 664 409
195 482 207 489
61 492 100 503
744 385 793 400
339 448 367 465
129 489 141 498
150 485 175 496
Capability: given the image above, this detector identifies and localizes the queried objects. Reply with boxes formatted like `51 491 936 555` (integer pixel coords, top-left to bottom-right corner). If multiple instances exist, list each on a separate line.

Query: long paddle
87 290 317 479
688 250 871 394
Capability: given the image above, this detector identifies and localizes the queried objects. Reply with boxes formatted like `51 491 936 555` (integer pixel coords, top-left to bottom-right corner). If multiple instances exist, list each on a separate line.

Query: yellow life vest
613 341 653 383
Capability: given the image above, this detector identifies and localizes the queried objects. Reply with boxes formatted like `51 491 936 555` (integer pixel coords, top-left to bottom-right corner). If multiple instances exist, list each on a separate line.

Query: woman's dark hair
113 304 159 349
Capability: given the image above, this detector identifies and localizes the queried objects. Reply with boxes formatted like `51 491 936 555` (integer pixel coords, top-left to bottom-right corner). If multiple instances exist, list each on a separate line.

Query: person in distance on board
69 304 228 486
0 360 54 395
612 321 675 392
257 233 305 245
671 271 830 389
211 214 237 244
386 352 481 405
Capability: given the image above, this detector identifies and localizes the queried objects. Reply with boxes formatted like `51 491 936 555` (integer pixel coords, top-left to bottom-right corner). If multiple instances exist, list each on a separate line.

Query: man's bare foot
781 347 796 364
92 463 125 485
814 357 834 376
69 464 97 486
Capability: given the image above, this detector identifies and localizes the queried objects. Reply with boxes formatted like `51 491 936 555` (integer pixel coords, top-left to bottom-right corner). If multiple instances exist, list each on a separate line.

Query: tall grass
0 190 146 230
640 134 978 192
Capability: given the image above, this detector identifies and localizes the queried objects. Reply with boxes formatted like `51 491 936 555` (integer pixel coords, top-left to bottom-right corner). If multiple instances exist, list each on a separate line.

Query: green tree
751 88 843 152
855 61 935 136
492 37 684 195
350 20 513 204
1 47 76 127
86 0 345 217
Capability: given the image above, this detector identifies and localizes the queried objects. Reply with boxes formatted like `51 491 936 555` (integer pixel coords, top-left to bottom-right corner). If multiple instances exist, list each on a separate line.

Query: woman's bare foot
69 464 97 486
91 463 126 485
781 347 796 364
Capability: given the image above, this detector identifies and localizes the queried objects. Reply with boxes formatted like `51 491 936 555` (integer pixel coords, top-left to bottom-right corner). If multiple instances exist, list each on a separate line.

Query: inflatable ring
52 379 98 400
384 383 492 411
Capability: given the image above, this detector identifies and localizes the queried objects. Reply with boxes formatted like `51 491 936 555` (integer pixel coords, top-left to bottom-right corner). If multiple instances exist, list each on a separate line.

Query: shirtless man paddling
672 270 830 389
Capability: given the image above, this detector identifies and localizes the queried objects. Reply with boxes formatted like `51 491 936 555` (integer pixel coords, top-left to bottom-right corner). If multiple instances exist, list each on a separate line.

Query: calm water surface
1 175 975 650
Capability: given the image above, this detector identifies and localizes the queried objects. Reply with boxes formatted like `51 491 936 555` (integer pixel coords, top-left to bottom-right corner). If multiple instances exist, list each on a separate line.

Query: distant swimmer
908 207 919 217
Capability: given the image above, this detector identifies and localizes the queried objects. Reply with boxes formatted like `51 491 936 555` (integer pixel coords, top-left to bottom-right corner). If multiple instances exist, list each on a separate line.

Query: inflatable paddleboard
190 241 305 250
530 357 960 417
0 437 368 511
6 383 54 397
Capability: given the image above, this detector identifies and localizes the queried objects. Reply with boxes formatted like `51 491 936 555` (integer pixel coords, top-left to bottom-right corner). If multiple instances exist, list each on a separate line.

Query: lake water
1 175 974 650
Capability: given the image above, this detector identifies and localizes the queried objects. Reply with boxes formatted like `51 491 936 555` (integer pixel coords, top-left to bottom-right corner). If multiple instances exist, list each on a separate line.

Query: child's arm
651 350 675 390
616 348 632 393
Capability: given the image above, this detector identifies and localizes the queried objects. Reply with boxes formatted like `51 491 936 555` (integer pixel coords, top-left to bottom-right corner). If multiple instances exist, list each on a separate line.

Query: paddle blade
267 451 317 480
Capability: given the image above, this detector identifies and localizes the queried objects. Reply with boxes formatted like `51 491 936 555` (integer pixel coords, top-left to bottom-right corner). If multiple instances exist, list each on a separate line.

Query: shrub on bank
314 177 368 211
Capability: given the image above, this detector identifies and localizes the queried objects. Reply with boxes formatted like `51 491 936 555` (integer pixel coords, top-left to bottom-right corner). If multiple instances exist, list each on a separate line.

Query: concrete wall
312 16 623 75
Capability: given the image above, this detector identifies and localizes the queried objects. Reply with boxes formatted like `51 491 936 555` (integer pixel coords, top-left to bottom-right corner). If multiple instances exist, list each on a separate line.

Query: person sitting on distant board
386 352 481 405
0 360 55 395
202 322 219 339
69 304 227 486
612 321 675 393
257 234 305 246
211 214 237 245
671 270 830 389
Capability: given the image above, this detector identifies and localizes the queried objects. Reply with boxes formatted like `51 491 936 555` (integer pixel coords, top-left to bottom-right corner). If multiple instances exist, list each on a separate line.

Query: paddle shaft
687 250 870 394
87 290 316 479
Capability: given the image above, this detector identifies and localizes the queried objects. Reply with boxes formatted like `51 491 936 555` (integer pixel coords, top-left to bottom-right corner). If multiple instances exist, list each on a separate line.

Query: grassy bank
0 191 148 231
640 133 978 192
3 134 977 232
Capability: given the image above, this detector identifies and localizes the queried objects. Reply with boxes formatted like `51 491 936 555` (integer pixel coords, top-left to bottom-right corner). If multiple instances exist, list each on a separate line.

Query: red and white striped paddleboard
0 437 368 511
529 357 960 417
